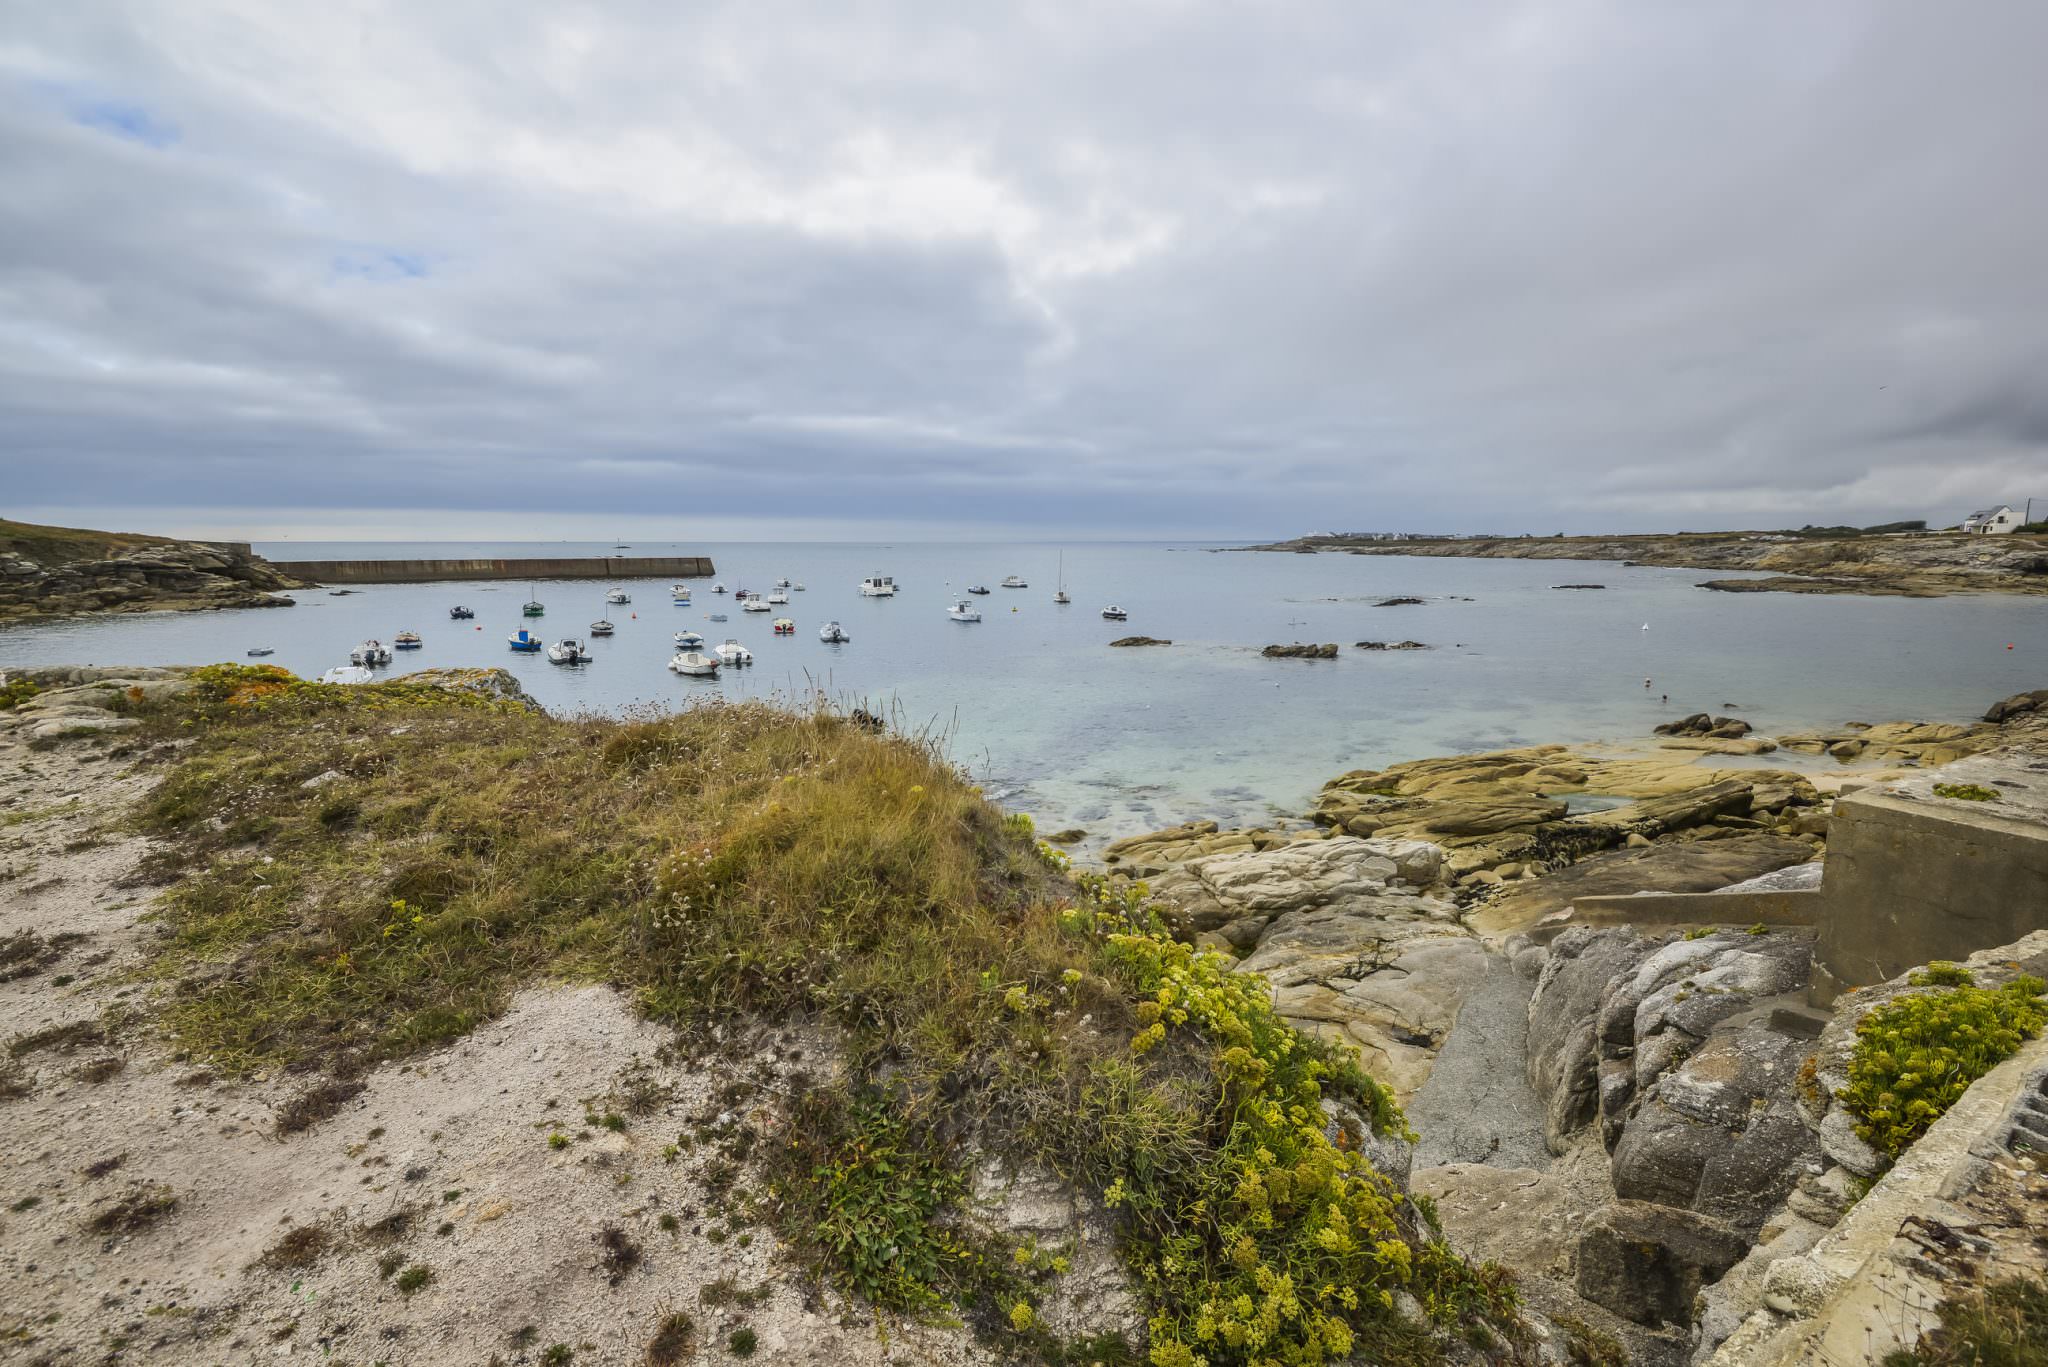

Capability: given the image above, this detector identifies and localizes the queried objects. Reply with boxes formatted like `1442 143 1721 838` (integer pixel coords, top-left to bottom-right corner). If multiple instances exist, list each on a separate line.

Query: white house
1961 505 2022 534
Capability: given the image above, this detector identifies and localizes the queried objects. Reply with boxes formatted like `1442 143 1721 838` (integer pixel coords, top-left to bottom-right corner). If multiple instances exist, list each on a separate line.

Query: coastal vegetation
121 664 1517 1364
1839 964 2046 1160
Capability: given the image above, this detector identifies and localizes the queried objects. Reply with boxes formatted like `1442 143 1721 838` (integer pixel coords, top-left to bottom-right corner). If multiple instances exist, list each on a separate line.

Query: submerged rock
1260 642 1338 659
1107 636 1171 647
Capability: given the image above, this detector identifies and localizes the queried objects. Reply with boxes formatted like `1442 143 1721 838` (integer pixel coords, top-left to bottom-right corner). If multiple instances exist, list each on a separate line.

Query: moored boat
449 605 475 620
246 647 274 658
319 665 374 685
715 639 753 666
773 618 796 634
948 599 982 622
818 621 849 643
546 638 590 664
394 631 422 650
522 585 545 617
671 584 692 604
712 582 728 594
590 618 615 637
606 587 631 604
1101 605 1128 620
766 588 790 604
741 596 772 613
669 650 719 677
967 585 991 595
673 629 705 649
350 639 393 667
507 629 543 652
1000 575 1027 588
859 575 897 597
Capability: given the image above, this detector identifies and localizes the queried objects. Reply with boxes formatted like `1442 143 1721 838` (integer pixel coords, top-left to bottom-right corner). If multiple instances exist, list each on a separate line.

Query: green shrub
1841 977 2046 1159
0 677 39 712
1932 783 2000 802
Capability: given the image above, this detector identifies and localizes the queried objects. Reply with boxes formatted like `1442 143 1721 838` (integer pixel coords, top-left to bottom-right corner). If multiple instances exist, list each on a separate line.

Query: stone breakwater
1251 530 2048 597
270 554 714 584
0 541 302 621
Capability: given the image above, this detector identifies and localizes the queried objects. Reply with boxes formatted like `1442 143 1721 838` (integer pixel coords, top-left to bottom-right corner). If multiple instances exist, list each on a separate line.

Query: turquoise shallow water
3 540 2045 845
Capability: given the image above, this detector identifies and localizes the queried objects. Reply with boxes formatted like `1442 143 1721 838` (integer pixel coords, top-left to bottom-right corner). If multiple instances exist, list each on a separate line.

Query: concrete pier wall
273 556 715 584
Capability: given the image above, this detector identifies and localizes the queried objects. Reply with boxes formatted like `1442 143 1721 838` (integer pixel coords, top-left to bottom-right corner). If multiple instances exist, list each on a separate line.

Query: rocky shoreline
0 518 303 622
1089 687 2048 1361
1248 529 2048 597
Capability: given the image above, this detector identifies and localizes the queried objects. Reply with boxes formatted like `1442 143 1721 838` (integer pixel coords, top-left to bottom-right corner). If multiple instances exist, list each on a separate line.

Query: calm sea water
4 540 2044 845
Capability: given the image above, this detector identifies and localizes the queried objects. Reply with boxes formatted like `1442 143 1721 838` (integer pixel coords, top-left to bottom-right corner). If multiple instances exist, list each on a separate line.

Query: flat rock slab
1468 833 1815 938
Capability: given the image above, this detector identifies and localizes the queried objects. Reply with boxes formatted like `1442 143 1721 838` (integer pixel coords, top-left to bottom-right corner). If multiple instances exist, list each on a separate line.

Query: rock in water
1107 636 1171 647
1260 643 1338 659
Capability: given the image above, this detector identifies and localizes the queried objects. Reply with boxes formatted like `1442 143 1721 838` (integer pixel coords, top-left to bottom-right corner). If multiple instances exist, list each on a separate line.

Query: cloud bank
4 1 2047 538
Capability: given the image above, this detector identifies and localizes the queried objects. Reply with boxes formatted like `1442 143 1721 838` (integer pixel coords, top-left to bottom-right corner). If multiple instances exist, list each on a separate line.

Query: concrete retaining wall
273 556 715 584
1812 755 2048 1002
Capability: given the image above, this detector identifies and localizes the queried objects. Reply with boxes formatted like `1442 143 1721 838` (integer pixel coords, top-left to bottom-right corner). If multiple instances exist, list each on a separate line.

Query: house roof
1964 506 2014 520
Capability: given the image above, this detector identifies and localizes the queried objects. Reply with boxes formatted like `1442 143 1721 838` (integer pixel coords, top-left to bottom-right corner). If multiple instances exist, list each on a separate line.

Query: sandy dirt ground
0 730 995 1366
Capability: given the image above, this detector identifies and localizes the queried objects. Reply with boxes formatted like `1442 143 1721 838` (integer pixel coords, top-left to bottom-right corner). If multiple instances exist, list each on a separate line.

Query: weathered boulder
1261 642 1338 659
1526 928 1660 1153
1653 714 1753 740
1983 687 2048 723
1149 835 1445 935
1576 1201 1749 1327
1353 640 1431 650
1108 636 1171 647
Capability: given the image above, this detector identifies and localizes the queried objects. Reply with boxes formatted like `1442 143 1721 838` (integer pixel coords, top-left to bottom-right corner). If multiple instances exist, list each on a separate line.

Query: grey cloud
2 1 2046 537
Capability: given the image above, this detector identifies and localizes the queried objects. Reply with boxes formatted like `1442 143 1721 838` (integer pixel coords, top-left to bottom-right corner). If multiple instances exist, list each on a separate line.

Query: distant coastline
1244 528 2048 597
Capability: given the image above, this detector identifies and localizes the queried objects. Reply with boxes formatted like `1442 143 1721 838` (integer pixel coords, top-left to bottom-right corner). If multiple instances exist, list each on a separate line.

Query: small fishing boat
741 596 772 613
670 584 692 605
967 585 991 595
773 617 795 634
774 578 791 589
547 638 590 664
766 588 790 604
507 629 543 652
1101 605 1128 621
590 618 615 637
715 639 753 666
522 585 545 617
669 650 720 677
709 612 728 622
394 631 422 650
673 629 705 649
1000 575 1027 588
246 647 275 658
319 665 374 685
449 605 475 620
793 582 806 592
351 639 393 667
712 582 728 594
606 587 631 605
818 621 849 643
948 600 982 622
860 575 897 597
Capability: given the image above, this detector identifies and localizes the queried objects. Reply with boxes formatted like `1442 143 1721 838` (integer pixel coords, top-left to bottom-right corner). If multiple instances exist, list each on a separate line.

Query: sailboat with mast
1053 551 1071 605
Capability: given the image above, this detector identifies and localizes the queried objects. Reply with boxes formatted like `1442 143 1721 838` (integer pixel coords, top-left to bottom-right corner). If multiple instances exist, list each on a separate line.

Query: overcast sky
5 2 2047 541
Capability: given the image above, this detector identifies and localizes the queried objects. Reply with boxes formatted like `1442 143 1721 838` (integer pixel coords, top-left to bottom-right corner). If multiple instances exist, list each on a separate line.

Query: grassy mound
129 665 1518 1365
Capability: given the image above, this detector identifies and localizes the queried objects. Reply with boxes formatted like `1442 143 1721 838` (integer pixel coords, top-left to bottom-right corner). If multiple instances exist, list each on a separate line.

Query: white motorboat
859 575 897 597
1000 575 1027 588
1101 605 1128 620
773 618 795 634
948 599 982 622
673 629 705 648
766 588 790 604
818 621 849 643
715 639 753 666
350 639 393 667
547 639 591 664
671 584 692 604
713 582 728 594
774 578 791 589
319 665 374 685
669 651 720 677
606 588 631 604
741 596 772 613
